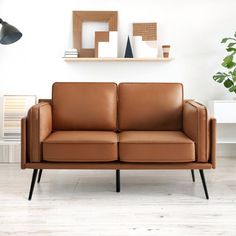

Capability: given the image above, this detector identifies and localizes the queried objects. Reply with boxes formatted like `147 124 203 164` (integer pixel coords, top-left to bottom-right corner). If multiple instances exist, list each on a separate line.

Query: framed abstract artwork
73 11 118 58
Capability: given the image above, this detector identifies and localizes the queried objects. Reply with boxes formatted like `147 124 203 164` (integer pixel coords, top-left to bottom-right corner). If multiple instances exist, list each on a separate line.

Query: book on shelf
65 48 77 52
64 54 78 56
64 48 79 58
64 52 78 54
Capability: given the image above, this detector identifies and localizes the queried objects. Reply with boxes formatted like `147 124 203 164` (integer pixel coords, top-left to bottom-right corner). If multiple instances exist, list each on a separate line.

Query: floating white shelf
63 57 173 62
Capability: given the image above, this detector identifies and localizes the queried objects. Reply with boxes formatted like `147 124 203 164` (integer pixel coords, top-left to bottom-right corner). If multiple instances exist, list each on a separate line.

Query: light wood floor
0 157 236 236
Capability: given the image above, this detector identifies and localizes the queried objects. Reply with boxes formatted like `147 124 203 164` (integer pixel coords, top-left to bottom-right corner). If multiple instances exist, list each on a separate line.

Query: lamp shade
0 18 22 45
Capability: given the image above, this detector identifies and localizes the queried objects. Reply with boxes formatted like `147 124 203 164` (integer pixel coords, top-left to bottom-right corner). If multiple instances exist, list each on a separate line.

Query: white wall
0 0 235 104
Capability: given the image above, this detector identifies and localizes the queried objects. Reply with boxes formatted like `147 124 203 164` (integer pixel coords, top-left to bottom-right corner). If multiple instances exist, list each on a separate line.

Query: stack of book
64 49 79 58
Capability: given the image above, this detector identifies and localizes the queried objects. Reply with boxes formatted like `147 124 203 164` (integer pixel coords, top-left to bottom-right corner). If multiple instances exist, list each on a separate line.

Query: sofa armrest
26 102 52 163
21 117 27 169
210 118 216 168
183 100 210 163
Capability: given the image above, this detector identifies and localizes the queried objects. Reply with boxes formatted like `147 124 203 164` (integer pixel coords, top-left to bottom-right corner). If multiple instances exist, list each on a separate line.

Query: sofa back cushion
52 82 117 131
118 83 183 131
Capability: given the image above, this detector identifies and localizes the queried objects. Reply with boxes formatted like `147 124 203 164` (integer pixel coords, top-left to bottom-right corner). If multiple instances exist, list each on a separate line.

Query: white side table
208 100 236 144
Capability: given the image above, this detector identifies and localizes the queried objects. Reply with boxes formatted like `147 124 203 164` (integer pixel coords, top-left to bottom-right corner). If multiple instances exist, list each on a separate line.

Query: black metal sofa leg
199 169 209 200
28 169 38 201
116 170 120 192
191 170 195 182
37 169 43 183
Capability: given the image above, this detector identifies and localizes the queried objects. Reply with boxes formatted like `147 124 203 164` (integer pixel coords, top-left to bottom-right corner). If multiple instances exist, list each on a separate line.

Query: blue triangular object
124 36 133 58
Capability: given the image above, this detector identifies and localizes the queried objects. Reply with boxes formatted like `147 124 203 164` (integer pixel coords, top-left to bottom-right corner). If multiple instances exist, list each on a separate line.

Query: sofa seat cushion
43 131 118 162
119 131 195 163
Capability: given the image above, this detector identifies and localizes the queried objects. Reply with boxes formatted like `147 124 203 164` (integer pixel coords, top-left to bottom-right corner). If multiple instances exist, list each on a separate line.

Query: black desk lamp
0 18 22 45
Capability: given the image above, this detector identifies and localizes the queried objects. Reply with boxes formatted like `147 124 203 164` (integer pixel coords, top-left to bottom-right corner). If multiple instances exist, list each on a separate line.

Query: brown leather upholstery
43 131 118 162
21 82 216 171
210 118 216 168
119 131 194 162
25 162 213 170
21 118 27 169
27 102 52 162
52 82 117 131
118 83 183 131
183 100 209 162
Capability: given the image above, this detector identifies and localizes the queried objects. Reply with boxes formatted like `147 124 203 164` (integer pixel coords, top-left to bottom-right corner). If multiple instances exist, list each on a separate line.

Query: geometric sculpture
124 36 133 58
132 22 158 58
95 31 118 58
133 22 157 41
73 11 118 58
95 31 109 57
132 37 158 58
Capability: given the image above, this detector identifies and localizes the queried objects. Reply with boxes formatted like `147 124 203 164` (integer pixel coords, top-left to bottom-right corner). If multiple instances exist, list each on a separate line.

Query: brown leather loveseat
21 82 216 200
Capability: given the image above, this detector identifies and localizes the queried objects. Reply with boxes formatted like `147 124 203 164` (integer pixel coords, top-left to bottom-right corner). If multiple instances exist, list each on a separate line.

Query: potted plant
213 32 236 93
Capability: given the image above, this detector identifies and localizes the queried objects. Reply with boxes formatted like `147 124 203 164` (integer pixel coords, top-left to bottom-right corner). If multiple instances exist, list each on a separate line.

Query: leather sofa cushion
52 83 117 131
43 131 118 162
118 83 183 130
119 131 195 162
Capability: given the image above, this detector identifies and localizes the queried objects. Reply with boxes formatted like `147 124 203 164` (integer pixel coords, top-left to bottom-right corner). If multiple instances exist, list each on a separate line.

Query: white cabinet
208 100 236 144
209 100 236 123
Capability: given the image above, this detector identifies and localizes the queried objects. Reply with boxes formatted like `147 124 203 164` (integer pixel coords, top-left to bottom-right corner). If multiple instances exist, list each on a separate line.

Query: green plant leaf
223 55 233 62
222 55 236 69
226 47 236 52
215 72 229 76
233 68 236 76
218 77 226 83
213 72 227 82
214 33 236 93
221 38 229 43
221 62 227 68
228 42 236 47
224 79 234 88
228 62 236 69
229 85 236 92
